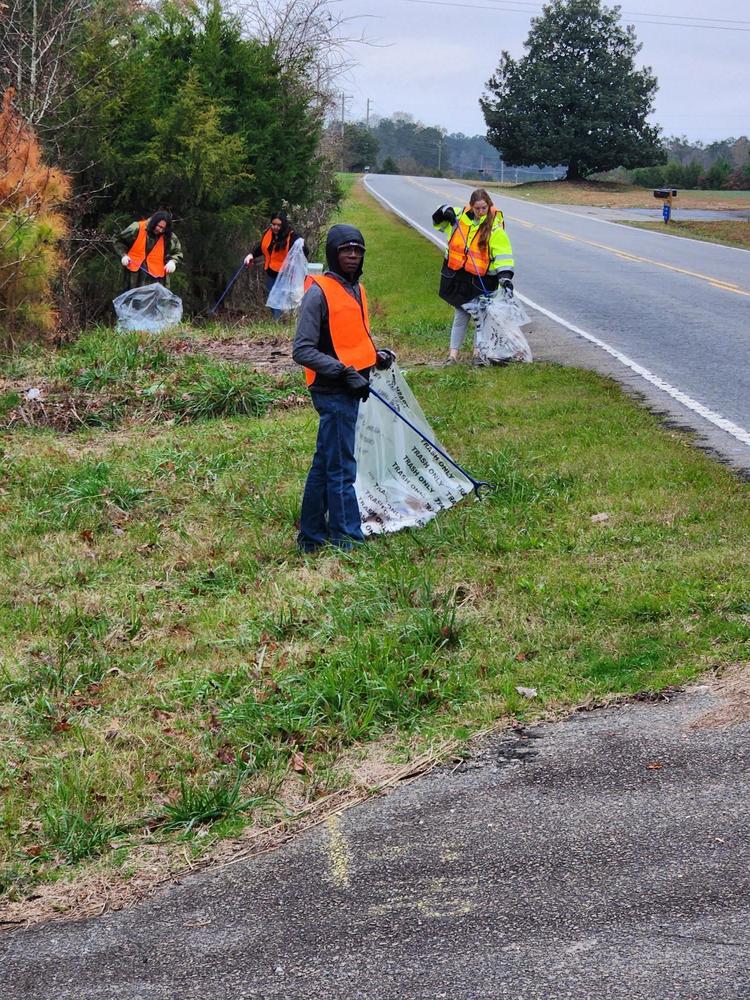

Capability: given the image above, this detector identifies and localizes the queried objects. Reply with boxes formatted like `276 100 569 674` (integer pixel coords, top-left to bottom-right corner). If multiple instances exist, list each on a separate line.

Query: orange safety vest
126 220 167 278
261 229 291 272
446 208 494 276
303 275 376 387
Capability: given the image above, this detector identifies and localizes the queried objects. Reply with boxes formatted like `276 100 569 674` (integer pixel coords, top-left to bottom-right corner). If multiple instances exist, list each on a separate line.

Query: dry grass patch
494 179 750 211
620 219 750 250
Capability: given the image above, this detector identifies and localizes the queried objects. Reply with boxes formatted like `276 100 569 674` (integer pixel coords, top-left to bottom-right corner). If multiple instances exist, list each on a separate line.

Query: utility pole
437 138 442 174
366 98 373 128
340 92 351 171
500 158 504 183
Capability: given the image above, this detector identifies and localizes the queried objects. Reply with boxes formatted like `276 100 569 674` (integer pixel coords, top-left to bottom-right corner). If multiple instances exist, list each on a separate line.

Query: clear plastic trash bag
354 365 473 535
113 282 183 334
266 238 307 312
463 290 532 365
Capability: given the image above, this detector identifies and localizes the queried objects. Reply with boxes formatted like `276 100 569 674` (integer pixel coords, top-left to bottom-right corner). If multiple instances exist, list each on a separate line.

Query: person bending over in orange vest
244 209 307 320
432 188 514 363
292 223 395 553
115 211 183 290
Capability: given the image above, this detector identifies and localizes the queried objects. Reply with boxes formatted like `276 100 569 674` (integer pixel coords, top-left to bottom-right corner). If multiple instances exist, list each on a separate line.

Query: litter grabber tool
367 386 493 499
207 263 247 316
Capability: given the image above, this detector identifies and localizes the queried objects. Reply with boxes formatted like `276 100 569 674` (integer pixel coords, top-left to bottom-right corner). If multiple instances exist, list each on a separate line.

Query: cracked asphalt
3 682 748 999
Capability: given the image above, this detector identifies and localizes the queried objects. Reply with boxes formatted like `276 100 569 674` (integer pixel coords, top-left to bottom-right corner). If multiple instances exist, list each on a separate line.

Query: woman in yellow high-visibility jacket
432 188 514 363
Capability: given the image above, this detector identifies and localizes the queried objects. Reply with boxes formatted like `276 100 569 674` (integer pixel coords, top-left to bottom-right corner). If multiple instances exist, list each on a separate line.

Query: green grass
0 327 302 431
1 177 750 914
332 175 450 354
619 219 750 251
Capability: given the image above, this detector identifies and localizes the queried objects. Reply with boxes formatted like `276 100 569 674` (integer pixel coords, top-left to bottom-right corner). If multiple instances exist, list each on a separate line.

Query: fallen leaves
291 751 313 776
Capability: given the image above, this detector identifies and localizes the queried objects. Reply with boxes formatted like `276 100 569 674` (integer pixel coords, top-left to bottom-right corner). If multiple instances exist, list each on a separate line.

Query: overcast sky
333 0 749 144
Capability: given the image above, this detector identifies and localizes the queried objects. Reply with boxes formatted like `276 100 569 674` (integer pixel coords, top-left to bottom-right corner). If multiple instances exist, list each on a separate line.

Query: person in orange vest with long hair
432 188 514 363
292 223 395 553
244 209 307 320
115 211 183 290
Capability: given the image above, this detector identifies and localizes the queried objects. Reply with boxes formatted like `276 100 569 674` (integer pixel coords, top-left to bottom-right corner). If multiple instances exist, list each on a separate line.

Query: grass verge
492 179 750 212
1 178 749 922
619 219 750 251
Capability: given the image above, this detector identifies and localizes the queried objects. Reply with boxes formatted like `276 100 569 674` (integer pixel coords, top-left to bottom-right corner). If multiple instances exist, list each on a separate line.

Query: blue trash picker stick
367 386 493 499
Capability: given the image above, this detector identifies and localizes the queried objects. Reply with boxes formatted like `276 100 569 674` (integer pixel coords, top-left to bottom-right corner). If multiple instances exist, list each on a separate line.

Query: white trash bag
266 237 307 312
354 365 474 535
113 282 183 334
464 290 532 365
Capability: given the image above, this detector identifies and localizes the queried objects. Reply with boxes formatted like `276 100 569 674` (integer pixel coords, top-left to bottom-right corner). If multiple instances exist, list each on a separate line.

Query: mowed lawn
492 179 750 212
1 177 749 922
621 219 750 251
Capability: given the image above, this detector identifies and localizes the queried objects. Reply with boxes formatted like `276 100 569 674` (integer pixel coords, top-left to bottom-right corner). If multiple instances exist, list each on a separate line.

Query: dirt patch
690 663 750 730
0 339 305 433
1 380 135 433
170 337 296 375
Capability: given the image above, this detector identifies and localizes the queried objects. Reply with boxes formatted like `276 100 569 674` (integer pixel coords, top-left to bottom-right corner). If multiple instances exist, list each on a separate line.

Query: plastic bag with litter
112 283 183 334
354 365 473 535
463 290 532 365
266 238 307 312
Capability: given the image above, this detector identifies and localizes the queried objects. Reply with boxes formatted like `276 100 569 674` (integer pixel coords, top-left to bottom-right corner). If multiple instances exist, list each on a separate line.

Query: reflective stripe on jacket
435 206 514 275
126 220 166 277
261 229 291 272
303 275 376 387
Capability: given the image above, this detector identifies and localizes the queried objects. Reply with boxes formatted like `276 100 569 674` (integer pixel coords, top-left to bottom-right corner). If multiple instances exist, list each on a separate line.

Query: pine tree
0 89 70 340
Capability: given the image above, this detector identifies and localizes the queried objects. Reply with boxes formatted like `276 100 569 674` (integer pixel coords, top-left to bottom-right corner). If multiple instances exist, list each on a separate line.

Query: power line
466 0 750 26
399 0 750 31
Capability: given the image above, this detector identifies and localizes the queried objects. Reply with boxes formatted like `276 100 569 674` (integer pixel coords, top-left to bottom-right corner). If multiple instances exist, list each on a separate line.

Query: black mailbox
653 189 678 199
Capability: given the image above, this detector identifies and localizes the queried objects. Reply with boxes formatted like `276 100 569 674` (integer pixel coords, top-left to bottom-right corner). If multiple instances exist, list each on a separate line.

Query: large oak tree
480 0 665 179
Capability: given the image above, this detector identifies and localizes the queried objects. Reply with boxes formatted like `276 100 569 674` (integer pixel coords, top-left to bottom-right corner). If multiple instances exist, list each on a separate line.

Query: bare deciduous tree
233 0 379 111
0 0 134 134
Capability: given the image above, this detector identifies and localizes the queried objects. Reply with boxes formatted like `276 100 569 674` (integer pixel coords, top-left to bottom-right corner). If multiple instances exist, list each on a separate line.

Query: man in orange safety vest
292 224 395 553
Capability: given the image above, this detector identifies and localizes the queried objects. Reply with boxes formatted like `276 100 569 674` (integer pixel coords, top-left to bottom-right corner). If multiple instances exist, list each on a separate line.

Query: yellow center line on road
402 176 749 296
504 215 750 297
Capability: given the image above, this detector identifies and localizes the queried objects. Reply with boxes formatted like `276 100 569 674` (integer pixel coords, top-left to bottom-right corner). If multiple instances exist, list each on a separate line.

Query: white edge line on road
363 175 750 449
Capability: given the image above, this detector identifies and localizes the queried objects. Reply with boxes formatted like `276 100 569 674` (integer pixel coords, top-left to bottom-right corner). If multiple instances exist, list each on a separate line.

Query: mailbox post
654 188 678 224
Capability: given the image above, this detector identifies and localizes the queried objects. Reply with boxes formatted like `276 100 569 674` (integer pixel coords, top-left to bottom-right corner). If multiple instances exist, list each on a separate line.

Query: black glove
442 206 456 225
342 366 370 401
375 349 395 370
499 270 514 295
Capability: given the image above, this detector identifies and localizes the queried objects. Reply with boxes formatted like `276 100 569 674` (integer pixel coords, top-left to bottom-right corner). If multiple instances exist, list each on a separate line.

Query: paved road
552 205 750 222
3 684 749 999
364 175 750 470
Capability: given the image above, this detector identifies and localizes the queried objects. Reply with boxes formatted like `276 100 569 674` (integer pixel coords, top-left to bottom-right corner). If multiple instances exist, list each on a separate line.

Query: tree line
627 137 750 191
339 115 555 181
1 0 341 340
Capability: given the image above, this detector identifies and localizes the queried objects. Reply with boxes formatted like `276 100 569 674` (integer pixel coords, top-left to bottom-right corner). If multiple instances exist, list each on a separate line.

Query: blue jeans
266 271 281 320
298 391 364 552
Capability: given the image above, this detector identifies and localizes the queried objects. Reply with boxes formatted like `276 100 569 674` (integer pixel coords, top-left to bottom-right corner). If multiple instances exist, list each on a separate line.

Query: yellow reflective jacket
433 205 514 276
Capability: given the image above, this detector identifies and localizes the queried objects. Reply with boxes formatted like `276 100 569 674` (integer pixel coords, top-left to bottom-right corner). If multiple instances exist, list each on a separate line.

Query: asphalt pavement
3 681 749 999
364 174 750 473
